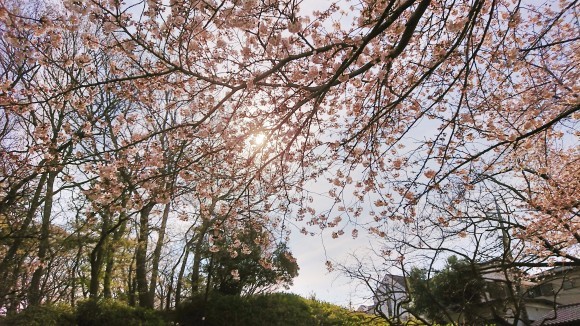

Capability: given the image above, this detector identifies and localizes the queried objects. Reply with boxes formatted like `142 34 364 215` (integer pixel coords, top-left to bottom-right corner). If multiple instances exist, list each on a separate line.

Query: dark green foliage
306 298 388 326
208 233 299 296
75 299 167 326
0 304 76 326
174 293 386 326
408 256 486 324
0 295 383 326
0 300 168 326
174 293 310 325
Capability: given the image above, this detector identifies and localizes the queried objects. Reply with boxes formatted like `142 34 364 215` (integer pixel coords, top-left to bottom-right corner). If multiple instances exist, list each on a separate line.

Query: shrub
307 299 387 325
76 299 167 326
0 304 76 326
175 293 312 325
174 293 385 326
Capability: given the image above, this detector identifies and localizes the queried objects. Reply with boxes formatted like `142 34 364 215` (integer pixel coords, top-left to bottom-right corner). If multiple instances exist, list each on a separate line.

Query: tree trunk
174 247 190 307
103 212 128 298
128 256 136 306
190 226 208 294
165 277 173 311
148 201 170 308
102 242 115 298
71 235 83 306
89 210 111 299
136 202 155 308
28 170 57 305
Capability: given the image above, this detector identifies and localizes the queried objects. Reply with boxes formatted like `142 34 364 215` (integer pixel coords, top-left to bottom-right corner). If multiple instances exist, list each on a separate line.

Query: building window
562 280 574 290
540 283 554 296
487 282 507 299
527 288 538 298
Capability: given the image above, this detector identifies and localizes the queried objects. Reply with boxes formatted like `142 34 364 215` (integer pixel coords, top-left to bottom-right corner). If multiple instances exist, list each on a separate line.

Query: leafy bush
307 298 386 325
0 295 383 326
407 256 488 324
175 293 308 325
174 293 386 326
0 304 76 326
76 299 167 326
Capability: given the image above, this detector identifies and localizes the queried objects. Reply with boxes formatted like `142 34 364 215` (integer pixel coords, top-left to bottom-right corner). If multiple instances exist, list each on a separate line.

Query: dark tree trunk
174 247 190 307
136 202 155 308
89 210 111 299
102 243 115 298
190 225 208 294
148 202 170 308
128 257 136 306
28 170 57 305
103 212 128 298
71 235 83 306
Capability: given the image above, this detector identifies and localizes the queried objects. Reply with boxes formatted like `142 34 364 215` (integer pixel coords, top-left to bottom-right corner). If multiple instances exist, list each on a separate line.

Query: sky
282 173 379 308
288 231 375 308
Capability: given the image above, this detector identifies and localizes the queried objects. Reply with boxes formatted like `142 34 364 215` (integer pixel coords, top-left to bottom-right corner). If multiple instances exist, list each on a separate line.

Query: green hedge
174 293 386 326
1 294 385 326
307 299 387 325
0 304 76 326
76 299 167 326
174 293 310 325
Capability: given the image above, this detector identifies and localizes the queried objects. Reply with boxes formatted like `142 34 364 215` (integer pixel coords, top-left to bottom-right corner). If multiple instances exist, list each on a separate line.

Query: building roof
531 303 580 326
382 274 406 287
532 266 578 281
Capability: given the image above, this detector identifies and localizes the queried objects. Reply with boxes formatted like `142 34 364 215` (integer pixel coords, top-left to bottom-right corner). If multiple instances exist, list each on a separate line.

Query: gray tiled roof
531 303 580 326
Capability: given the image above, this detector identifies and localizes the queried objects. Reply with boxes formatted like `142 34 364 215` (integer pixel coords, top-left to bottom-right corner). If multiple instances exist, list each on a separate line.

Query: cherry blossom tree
0 0 577 312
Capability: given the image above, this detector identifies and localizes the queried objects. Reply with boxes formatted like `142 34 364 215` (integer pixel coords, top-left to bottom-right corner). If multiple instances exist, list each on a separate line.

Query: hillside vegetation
0 293 387 326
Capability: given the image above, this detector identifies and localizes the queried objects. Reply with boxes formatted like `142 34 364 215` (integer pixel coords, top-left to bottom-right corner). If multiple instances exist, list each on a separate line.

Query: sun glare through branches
252 133 266 146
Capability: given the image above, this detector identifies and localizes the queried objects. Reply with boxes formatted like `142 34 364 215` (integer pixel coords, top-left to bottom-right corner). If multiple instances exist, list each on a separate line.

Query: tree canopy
407 256 488 324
